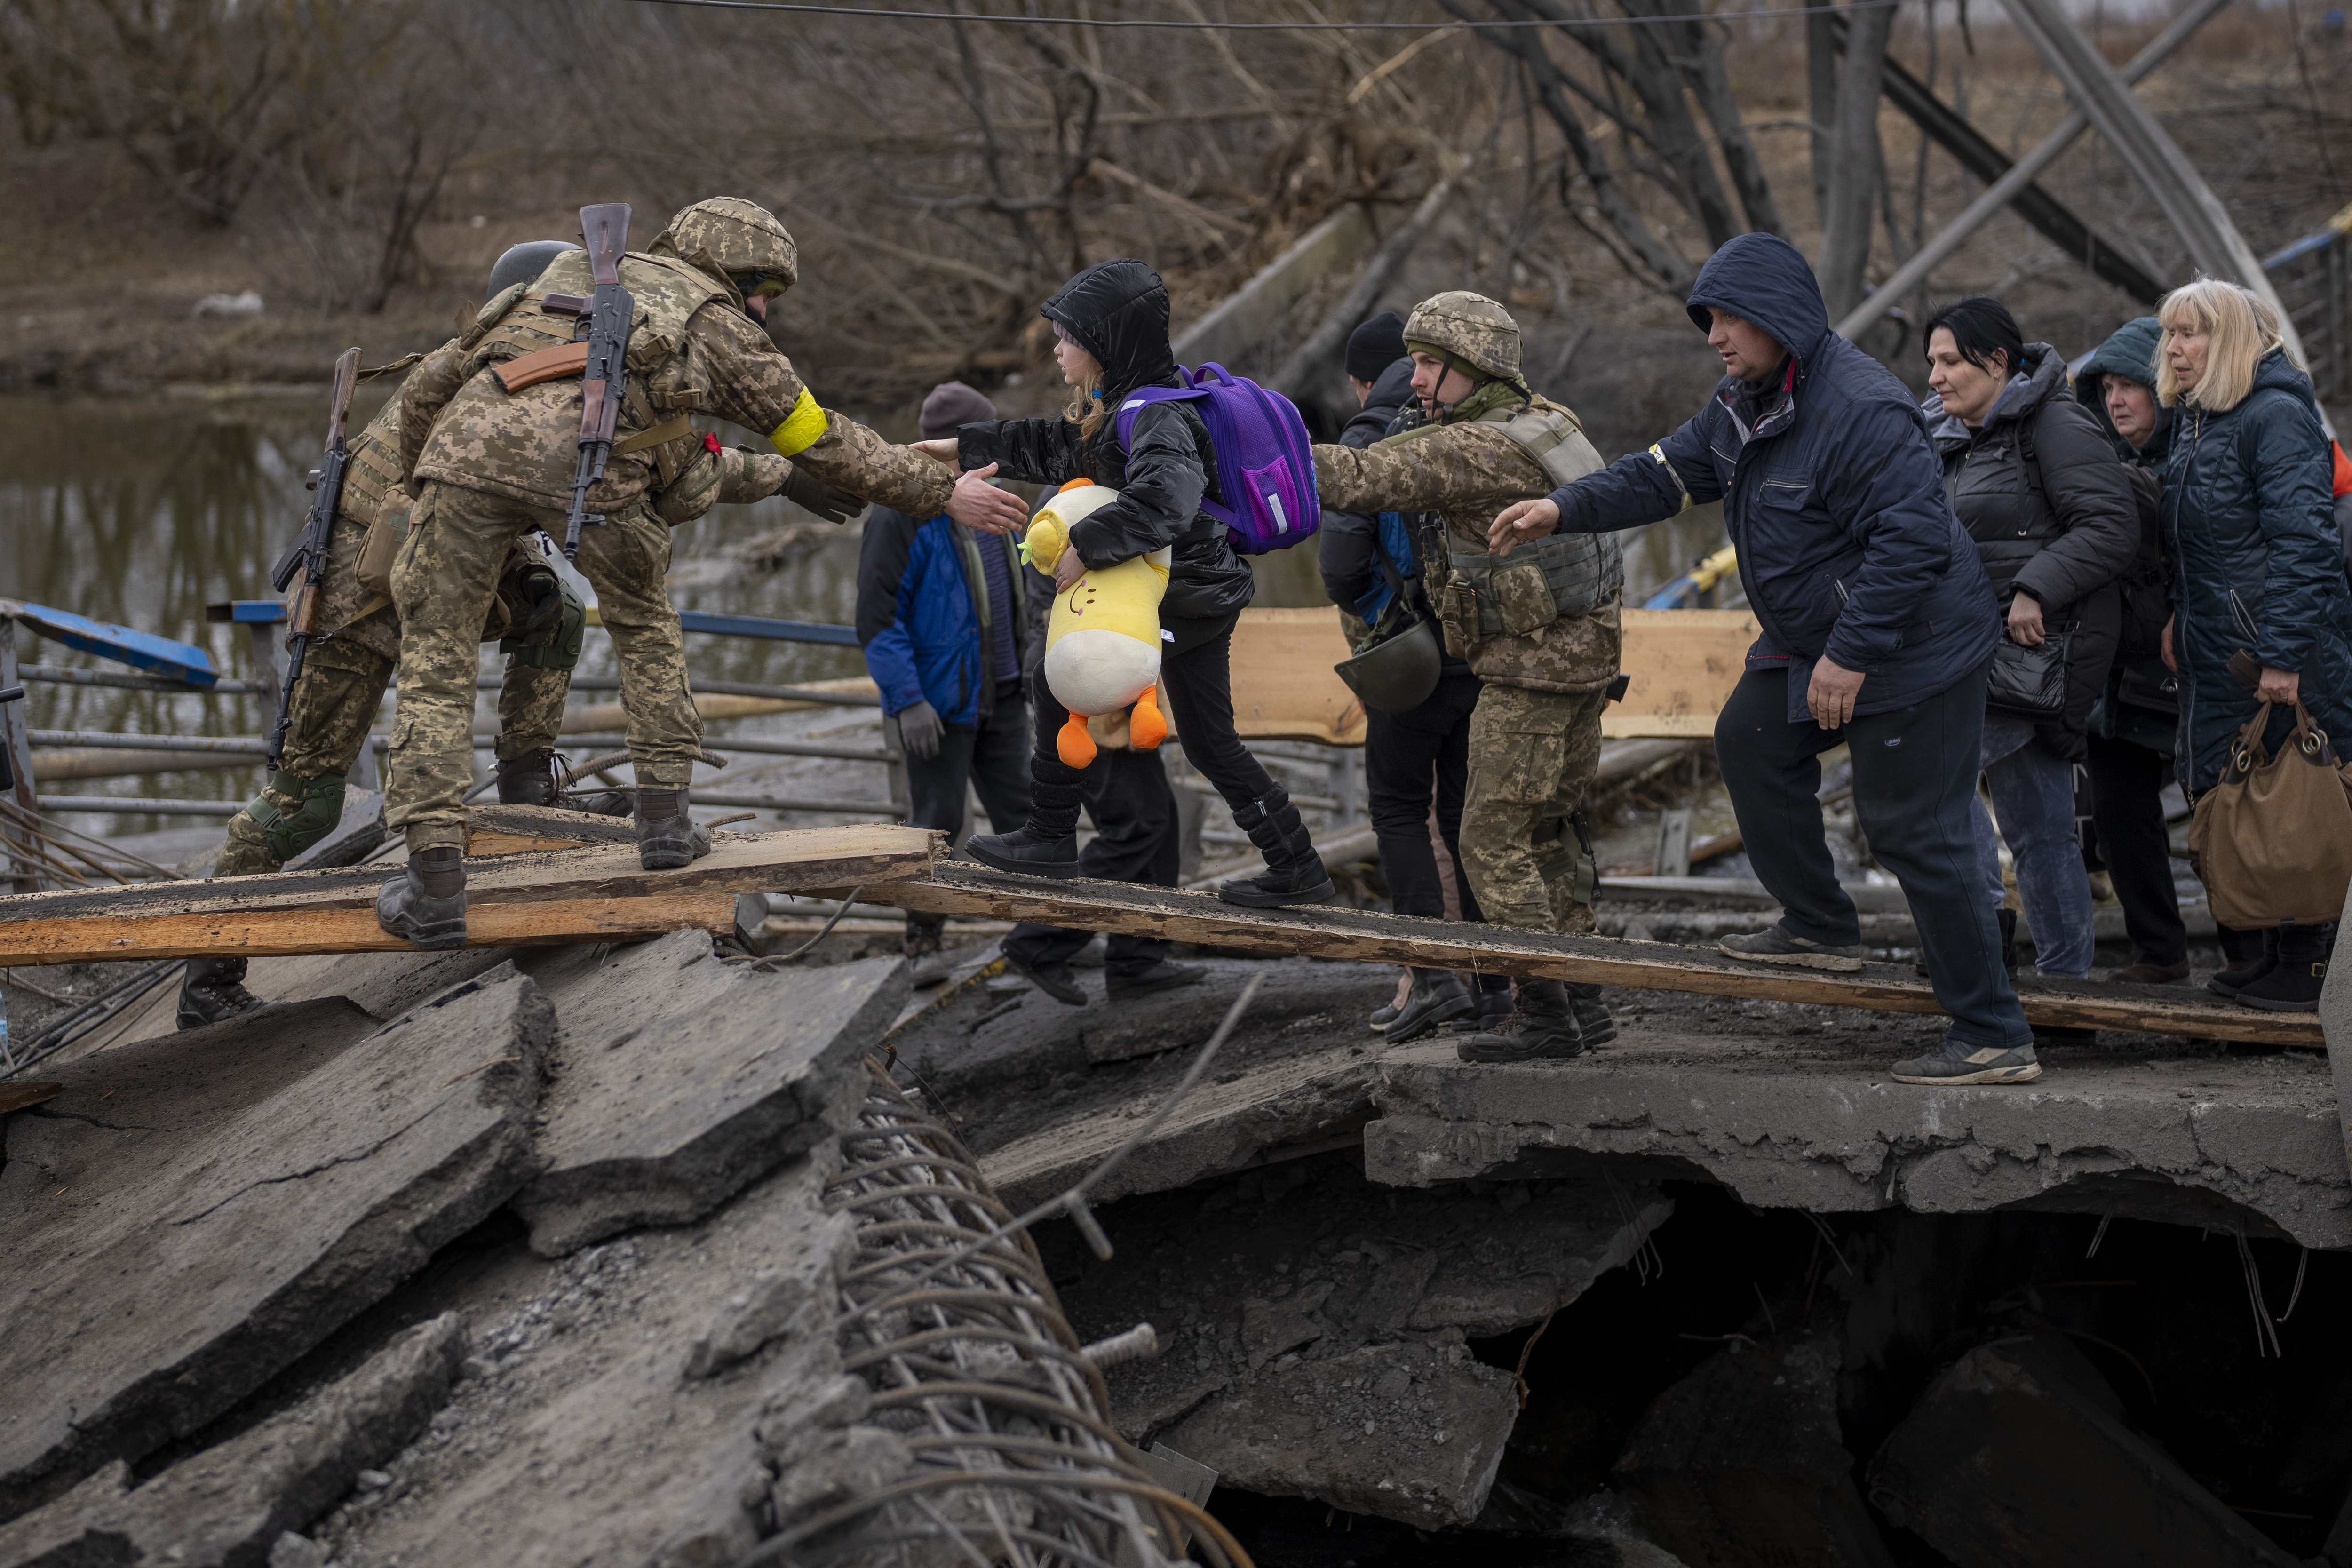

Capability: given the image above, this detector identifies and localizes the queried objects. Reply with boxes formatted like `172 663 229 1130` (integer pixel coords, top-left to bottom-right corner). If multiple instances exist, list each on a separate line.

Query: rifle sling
492 341 591 393
612 415 695 456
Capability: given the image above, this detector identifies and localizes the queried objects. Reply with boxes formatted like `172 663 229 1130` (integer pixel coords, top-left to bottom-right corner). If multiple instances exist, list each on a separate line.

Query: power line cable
628 0 1901 30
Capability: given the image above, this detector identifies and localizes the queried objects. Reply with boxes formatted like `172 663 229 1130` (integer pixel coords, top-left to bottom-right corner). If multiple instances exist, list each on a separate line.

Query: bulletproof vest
1440 399 1622 641
336 393 411 533
459 249 731 486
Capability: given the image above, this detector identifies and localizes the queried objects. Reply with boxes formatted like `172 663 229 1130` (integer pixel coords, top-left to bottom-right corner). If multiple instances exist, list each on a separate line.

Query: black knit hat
1345 311 1408 382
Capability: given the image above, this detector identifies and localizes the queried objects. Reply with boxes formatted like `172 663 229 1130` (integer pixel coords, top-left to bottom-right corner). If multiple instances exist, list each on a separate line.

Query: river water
0 392 1726 833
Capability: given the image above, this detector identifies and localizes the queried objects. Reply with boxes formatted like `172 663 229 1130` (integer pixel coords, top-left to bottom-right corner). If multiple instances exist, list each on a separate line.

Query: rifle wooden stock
325 347 359 446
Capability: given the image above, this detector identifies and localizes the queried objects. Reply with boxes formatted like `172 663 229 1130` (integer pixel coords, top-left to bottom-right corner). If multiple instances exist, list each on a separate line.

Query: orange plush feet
1057 710 1099 769
1129 684 1168 749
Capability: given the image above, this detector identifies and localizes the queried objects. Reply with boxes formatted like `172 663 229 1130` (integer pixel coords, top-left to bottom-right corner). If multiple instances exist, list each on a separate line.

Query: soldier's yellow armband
769 389 829 457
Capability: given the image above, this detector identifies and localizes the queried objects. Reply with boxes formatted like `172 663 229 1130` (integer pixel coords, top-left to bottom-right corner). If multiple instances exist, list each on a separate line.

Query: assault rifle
267 345 362 773
563 202 634 560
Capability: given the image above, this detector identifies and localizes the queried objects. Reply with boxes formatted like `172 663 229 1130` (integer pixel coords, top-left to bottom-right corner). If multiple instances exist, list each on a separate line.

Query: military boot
1217 790 1335 908
376 847 468 949
1565 980 1617 1046
176 956 262 1029
1449 976 1516 1034
636 788 703 871
496 748 561 807
967 764 1084 879
1456 979 1587 1064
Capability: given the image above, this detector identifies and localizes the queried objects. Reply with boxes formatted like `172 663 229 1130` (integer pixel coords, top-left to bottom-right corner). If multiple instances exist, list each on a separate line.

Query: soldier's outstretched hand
1488 496 1560 557
948 463 1028 535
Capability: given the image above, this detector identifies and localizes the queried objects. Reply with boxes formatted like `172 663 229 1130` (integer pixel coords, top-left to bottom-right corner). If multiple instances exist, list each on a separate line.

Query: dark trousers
2084 732 2187 967
1029 612 1280 821
1003 747 1180 976
1716 660 2031 1050
903 688 1033 932
1367 670 1488 925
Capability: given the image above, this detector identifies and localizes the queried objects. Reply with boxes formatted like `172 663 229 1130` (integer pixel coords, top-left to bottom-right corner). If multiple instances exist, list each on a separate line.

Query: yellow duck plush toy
1025 479 1171 769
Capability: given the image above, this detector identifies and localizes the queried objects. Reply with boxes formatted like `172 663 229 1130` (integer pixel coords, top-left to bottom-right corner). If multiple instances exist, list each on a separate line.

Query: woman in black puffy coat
1923 297 2138 994
918 260 1334 967
2155 278 2352 1012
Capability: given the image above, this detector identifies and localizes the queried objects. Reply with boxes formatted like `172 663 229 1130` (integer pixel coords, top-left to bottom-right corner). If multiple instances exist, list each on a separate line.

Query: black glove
895 700 945 762
782 464 865 525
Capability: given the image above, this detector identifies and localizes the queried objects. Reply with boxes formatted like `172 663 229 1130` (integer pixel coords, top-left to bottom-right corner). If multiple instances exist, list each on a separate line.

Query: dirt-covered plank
0 892 743 967
849 865 2322 1047
0 823 944 928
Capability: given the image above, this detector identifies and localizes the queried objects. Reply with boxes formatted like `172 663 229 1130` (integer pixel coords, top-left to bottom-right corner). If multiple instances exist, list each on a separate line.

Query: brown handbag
2187 700 2352 927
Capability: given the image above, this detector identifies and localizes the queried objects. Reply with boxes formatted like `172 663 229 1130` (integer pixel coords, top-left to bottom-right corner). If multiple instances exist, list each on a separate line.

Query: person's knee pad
246 771 348 863
214 810 284 877
501 577 586 671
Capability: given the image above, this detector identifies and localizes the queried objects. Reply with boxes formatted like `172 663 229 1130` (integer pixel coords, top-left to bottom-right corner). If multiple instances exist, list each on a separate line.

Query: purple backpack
1112 363 1320 554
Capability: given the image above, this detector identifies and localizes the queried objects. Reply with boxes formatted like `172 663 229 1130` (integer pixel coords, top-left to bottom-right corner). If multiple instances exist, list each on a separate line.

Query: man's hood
1041 258 1176 398
2076 316 2169 461
1685 232 1833 368
1365 354 1416 419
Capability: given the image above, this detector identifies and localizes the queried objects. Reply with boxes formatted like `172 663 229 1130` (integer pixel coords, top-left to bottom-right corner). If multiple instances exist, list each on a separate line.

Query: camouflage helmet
655 197 800 296
1403 290 1521 382
485 240 572 301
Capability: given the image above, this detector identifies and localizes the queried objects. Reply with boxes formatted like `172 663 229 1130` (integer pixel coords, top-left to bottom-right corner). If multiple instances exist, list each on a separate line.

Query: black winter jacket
954 259 1255 627
2161 347 2352 791
2075 315 2180 736
1545 232 1999 722
1315 355 1415 612
1925 342 2138 758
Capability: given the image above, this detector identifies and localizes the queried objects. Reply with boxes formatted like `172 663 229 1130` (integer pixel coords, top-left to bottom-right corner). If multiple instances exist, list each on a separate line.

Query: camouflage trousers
385 481 698 851
216 629 574 876
1458 682 1608 936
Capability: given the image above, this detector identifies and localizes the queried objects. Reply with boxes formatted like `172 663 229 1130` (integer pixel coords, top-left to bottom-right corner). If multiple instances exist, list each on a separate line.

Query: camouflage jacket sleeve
397 339 469 492
689 306 953 517
1312 425 1545 515
720 447 790 505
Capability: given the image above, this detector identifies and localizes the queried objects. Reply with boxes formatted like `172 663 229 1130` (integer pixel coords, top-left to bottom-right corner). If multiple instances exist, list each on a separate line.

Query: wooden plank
1605 609 1757 740
463 804 638 858
0 1082 63 1115
0 893 740 966
839 864 2320 1048
559 677 880 733
1227 609 1368 746
0 823 945 940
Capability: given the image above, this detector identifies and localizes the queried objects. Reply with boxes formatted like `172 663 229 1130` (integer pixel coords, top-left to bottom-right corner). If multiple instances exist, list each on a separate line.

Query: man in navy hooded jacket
1489 234 2038 1086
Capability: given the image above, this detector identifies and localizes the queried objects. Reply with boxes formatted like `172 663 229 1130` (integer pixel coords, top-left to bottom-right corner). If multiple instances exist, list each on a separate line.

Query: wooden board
1605 609 1758 739
464 804 638 858
0 824 943 958
559 677 879 734
0 893 741 966
0 1082 63 1115
1226 609 1368 745
839 864 2321 1048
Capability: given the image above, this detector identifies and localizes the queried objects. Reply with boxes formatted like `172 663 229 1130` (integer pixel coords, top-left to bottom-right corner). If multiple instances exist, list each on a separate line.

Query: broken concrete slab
0 970 549 1522
1366 1015 2352 1249
88 945 519 1059
1157 1340 1520 1530
980 1038 1376 1212
309 1155 861 1567
1050 1154 1670 1529
1613 1333 1894 1568
509 934 904 1257
1867 1333 2303 1568
0 1313 466 1567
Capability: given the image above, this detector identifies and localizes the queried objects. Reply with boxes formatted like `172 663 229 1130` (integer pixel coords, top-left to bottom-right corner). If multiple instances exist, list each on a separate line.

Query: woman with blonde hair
2156 276 2352 1011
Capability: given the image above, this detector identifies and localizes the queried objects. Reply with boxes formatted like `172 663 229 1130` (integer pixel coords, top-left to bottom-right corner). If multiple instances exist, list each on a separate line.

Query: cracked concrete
1367 994 2352 1248
0 971 549 1522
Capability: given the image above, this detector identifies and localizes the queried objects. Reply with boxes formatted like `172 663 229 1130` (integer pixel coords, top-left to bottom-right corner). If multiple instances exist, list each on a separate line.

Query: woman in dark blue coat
2157 278 2352 1011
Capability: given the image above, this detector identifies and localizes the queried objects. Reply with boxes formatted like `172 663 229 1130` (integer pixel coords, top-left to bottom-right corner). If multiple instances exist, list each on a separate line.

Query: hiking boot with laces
495 748 561 807
1720 923 1865 972
176 956 263 1029
1448 982 1516 1035
636 788 704 871
1566 981 1617 1047
1456 980 1587 1064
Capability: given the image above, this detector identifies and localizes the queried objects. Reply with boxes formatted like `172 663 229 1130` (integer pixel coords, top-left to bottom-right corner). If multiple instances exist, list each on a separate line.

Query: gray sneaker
1718 924 1866 972
1890 1039 2042 1086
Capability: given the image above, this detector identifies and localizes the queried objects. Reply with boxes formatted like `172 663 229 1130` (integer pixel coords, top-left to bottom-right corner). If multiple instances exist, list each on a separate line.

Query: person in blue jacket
1487 232 2038 1086
856 381 1035 982
2153 278 2352 1013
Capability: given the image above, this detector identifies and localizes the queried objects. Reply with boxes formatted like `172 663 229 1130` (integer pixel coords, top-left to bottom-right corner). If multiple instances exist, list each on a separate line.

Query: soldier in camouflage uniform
182 241 832 1024
379 196 1025 948
1313 292 1623 1063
